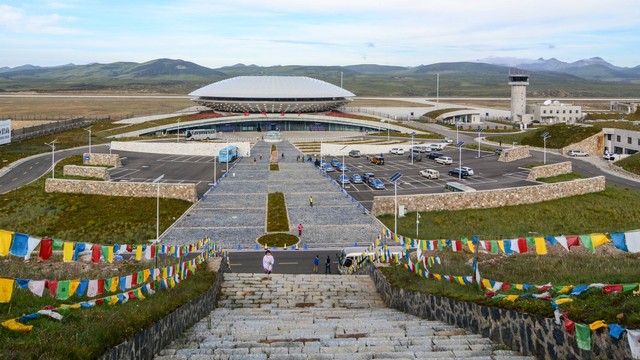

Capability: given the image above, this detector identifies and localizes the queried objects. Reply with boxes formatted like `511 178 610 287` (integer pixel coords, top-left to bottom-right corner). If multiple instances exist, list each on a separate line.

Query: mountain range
1 57 639 97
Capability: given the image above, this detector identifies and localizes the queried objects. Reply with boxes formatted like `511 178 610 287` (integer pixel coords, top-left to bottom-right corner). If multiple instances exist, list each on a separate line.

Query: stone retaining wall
526 161 572 181
83 153 122 167
110 140 252 158
497 145 531 162
364 264 632 359
99 256 229 360
372 176 605 215
561 132 605 156
45 179 198 203
63 165 111 180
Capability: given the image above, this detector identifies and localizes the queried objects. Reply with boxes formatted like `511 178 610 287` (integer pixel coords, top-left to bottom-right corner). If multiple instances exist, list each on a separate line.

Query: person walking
259 153 263 160
253 157 257 165
309 196 313 207
263 250 274 275
297 223 303 237
313 255 319 273
325 255 331 274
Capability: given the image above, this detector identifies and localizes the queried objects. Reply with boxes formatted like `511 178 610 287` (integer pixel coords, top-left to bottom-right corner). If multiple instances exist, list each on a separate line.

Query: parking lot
320 146 545 210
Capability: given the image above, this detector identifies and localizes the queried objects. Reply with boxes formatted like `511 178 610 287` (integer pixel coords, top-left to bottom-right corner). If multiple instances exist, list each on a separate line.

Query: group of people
262 251 332 275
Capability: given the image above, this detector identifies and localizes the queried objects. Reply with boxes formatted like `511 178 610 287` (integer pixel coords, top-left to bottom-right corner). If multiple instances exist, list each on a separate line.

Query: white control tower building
509 73 530 125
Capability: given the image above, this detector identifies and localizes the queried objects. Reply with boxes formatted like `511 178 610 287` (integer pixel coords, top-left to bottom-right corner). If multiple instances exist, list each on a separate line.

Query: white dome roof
189 75 355 99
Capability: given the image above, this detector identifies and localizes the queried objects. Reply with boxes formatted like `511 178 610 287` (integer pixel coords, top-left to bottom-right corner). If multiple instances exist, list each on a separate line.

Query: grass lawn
266 192 289 232
257 233 299 248
378 184 640 247
486 124 602 149
615 153 640 174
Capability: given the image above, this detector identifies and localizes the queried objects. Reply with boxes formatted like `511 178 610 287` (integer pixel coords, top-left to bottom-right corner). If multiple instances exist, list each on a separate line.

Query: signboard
389 172 403 182
0 119 11 145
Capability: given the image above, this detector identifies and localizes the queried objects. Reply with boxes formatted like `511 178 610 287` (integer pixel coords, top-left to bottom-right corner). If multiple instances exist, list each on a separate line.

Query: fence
9 116 112 142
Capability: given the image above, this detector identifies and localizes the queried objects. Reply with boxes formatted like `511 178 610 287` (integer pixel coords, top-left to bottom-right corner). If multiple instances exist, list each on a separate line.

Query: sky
1 0 639 68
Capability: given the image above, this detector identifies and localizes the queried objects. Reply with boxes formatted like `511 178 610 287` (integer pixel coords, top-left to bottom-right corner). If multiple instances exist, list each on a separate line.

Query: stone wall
364 264 632 360
561 132 605 156
372 176 605 215
99 256 229 360
83 153 122 167
63 165 111 180
526 161 572 181
497 146 531 162
110 140 252 158
45 179 198 203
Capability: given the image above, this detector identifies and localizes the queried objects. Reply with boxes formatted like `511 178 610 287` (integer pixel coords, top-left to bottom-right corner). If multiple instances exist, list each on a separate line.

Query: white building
526 101 583 124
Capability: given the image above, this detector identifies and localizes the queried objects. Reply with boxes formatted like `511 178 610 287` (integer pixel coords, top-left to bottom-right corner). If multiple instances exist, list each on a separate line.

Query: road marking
278 262 299 265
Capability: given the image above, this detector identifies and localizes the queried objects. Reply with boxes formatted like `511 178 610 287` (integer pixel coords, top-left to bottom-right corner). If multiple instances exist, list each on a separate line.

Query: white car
568 150 589 157
442 138 453 143
419 169 440 179
435 156 453 165
431 144 445 151
603 153 619 161
460 166 474 176
389 148 404 155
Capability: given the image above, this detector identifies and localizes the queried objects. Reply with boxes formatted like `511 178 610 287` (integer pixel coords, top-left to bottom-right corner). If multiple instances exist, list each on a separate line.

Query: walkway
162 140 380 250
155 273 533 359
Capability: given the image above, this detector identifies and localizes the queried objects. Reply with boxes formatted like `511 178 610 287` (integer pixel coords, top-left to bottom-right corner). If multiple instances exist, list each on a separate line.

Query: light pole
416 212 420 238
390 172 403 241
45 139 57 179
456 141 465 181
542 132 550 164
84 126 92 155
410 132 415 164
340 145 347 188
226 139 229 174
152 174 165 270
176 120 180 143
476 127 483 158
455 118 459 144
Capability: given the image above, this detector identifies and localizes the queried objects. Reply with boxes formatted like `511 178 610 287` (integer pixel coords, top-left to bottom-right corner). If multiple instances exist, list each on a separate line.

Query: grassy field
0 96 193 119
615 153 640 174
266 192 289 232
378 184 640 243
349 98 430 107
486 124 602 149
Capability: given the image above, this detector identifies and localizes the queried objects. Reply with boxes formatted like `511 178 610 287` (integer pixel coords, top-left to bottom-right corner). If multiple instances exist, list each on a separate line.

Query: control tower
509 73 529 123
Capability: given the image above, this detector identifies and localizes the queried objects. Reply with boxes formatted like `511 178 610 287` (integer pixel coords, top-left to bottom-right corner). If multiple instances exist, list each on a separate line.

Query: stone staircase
155 274 534 359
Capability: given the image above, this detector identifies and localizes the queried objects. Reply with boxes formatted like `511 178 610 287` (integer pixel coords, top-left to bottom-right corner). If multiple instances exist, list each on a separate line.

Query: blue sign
390 172 403 182
542 132 550 138
456 141 465 147
409 132 416 136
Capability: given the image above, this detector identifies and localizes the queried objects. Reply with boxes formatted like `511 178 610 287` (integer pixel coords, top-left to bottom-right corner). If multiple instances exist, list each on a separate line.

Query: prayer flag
91 244 101 263
544 236 558 246
136 245 143 260
591 233 609 248
452 240 462 252
608 324 626 340
97 279 105 296
55 280 70 300
627 330 640 358
69 280 80 297
534 237 547 255
0 230 13 256
52 240 63 250
579 235 595 252
0 278 15 303
555 235 570 251
75 280 88 297
9 232 29 257
63 242 74 262
101 246 113 263
564 317 576 334
603 284 623 294
24 236 41 260
624 230 640 253
46 280 58 298
575 323 591 351
39 238 53 260
589 320 607 331
72 242 86 261
28 280 45 297
87 280 98 298
1 318 33 332
610 232 628 252
566 235 580 249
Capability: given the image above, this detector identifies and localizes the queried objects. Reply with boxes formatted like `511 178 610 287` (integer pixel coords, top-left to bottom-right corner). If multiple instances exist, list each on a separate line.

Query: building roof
189 75 355 99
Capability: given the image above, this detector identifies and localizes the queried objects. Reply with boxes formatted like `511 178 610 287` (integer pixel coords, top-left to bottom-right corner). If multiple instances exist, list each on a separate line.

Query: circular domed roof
189 75 355 99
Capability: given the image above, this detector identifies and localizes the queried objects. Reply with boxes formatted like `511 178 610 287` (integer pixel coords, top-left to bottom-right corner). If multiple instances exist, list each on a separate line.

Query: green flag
52 240 64 250
578 235 595 253
490 240 499 254
56 280 71 300
622 283 638 293
575 323 591 350
104 278 113 293
525 237 536 247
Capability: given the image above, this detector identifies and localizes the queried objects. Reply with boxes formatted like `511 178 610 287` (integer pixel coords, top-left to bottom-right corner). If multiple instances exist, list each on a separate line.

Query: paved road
227 250 342 275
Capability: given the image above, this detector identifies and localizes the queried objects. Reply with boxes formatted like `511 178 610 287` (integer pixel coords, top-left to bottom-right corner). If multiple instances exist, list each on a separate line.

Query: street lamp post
226 139 229 174
542 132 550 164
389 173 403 241
84 127 92 155
176 120 180 143
340 145 347 188
410 132 415 164
455 119 459 144
456 141 465 181
476 127 483 158
45 139 58 179
153 174 165 270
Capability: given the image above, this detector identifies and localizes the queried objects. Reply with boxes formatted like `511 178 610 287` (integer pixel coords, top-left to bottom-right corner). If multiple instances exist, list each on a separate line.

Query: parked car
419 169 440 179
330 159 341 167
324 165 334 172
362 173 375 182
396 148 405 155
337 164 348 172
369 155 385 165
435 156 453 165
431 143 445 151
568 149 589 157
604 153 619 161
368 178 385 189
337 174 350 185
348 150 361 158
349 174 363 184
409 154 422 161
495 148 503 155
320 159 327 168
389 148 403 155
427 152 444 160
442 138 453 143
460 166 474 176
448 168 470 178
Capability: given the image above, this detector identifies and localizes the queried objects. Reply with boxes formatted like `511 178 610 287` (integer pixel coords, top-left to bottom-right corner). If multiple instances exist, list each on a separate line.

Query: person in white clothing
263 250 274 275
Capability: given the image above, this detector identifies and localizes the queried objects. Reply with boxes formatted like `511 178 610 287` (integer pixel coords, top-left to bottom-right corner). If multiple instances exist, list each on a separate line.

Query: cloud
0 4 81 35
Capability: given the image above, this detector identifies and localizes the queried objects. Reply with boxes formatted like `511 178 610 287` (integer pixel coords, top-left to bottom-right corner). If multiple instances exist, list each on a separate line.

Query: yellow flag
505 295 519 302
515 284 524 290
0 278 15 303
498 241 506 254
63 242 74 262
433 273 442 281
69 280 80 296
135 245 143 260
143 269 150 282
1 318 33 332
108 296 119 305
591 234 610 248
482 279 492 290
558 285 573 294
467 241 475 253
555 298 574 305
110 277 119 292
534 237 547 255
589 320 607 331
0 230 13 256
456 276 466 286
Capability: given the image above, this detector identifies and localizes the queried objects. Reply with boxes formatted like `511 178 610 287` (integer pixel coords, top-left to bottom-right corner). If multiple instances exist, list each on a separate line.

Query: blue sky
1 0 639 68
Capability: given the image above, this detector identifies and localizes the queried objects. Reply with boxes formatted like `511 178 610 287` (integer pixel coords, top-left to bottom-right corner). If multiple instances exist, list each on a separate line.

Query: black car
409 154 422 161
362 173 375 182
448 168 470 178
427 152 444 160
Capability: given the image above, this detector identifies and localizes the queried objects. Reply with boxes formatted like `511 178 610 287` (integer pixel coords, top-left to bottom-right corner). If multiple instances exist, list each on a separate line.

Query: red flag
564 314 575 334
131 273 138 287
150 245 156 259
126 245 133 252
91 244 101 263
452 240 462 252
39 238 53 260
501 283 511 291
281 111 285 116
566 235 580 249
262 111 267 116
95 299 104 306
604 284 623 294
517 238 528 253
97 279 105 295
46 280 58 298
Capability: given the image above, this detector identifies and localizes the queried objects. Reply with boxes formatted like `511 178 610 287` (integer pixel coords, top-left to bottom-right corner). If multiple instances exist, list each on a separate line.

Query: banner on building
0 120 11 145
